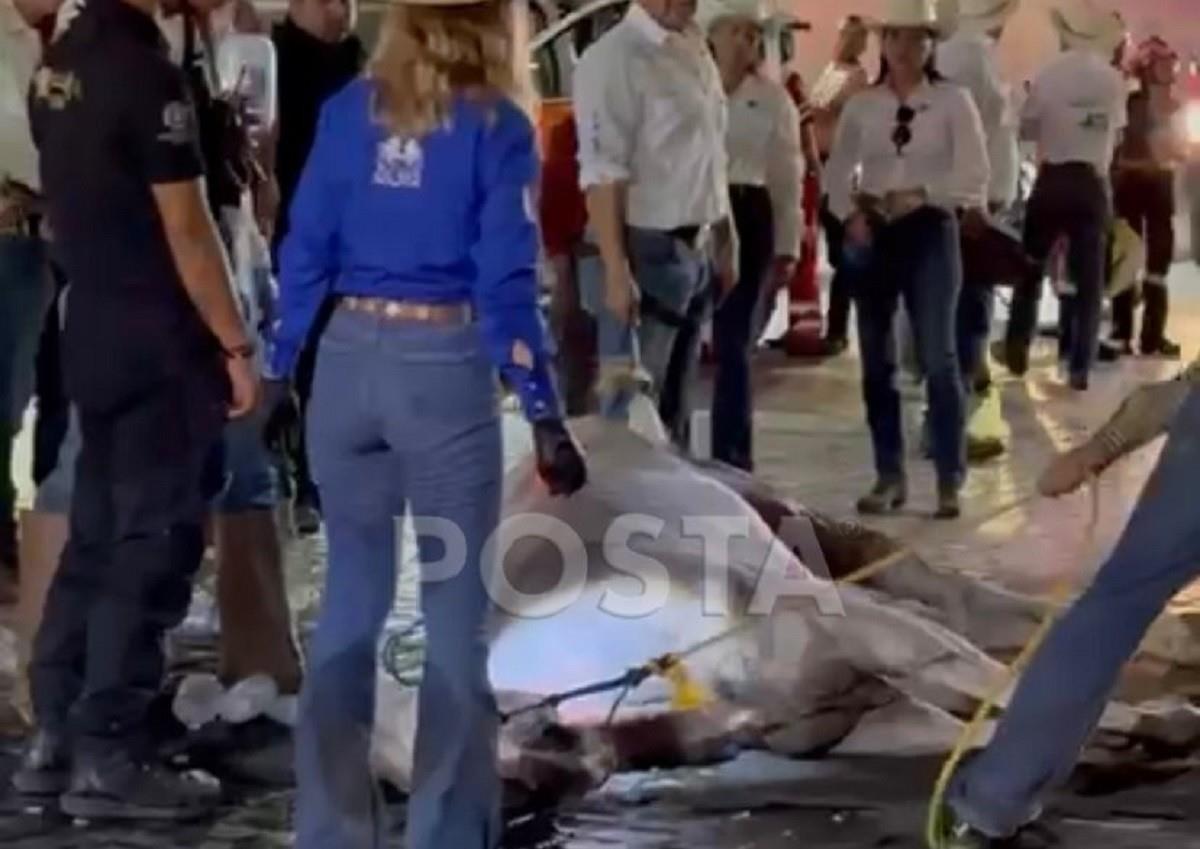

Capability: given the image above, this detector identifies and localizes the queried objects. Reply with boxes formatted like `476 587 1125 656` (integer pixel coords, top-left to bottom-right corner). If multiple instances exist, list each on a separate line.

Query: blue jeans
948 385 1200 837
581 227 711 446
849 207 966 488
1 235 52 537
296 306 502 849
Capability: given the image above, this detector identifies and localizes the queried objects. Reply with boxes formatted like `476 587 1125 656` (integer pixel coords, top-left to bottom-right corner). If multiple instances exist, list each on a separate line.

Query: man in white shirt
996 0 1127 391
574 0 737 448
699 0 800 471
0 0 57 594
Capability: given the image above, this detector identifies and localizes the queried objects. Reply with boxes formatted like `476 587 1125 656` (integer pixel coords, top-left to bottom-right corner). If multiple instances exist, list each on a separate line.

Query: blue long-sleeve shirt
270 78 561 422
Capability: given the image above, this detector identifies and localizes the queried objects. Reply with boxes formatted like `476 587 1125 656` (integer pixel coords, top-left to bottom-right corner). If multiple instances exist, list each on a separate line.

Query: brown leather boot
214 511 302 695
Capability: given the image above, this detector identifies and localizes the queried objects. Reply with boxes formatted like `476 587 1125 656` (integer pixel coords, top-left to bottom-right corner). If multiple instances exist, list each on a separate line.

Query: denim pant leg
296 325 399 849
402 415 502 849
853 262 904 482
903 212 966 488
949 387 1200 838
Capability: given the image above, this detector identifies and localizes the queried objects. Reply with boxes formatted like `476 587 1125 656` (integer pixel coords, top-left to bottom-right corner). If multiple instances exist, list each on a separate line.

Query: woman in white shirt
824 0 989 520
699 0 802 471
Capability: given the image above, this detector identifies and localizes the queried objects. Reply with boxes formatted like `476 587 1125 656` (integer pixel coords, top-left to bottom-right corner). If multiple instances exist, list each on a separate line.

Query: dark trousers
850 207 966 488
1112 168 1175 348
30 366 225 758
957 283 995 390
821 198 852 342
1007 163 1110 380
712 185 774 471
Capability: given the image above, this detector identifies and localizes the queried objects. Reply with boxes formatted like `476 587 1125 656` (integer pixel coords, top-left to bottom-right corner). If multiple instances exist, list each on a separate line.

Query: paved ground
2 261 1200 846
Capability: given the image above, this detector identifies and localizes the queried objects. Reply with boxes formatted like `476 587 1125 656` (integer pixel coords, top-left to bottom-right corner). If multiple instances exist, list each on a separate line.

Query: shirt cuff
501 361 563 423
578 161 632 189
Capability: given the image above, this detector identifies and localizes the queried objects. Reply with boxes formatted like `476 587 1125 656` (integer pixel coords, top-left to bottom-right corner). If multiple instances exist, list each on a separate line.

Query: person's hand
1037 444 1103 498
605 263 640 324
960 206 989 240
262 379 299 455
226 354 262 420
0 180 37 231
770 255 797 293
845 211 873 247
533 419 588 497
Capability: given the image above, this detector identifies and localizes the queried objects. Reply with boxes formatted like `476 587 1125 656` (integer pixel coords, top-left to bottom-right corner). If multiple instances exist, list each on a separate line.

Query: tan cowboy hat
1050 0 1125 55
696 0 770 34
873 0 940 33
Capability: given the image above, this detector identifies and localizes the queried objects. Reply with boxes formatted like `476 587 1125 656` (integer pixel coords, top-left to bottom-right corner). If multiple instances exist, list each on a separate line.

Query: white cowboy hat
696 0 770 34
1050 0 1125 55
873 0 940 33
956 0 1019 33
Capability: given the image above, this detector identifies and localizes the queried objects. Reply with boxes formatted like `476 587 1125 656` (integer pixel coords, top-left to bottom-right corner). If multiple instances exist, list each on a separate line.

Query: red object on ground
781 71 825 358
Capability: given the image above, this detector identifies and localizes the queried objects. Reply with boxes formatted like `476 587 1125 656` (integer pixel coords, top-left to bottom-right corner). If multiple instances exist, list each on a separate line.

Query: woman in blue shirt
270 2 587 846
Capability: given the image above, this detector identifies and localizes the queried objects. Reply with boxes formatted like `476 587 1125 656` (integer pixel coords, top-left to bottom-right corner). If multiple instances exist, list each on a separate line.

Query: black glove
262 379 300 457
533 419 587 497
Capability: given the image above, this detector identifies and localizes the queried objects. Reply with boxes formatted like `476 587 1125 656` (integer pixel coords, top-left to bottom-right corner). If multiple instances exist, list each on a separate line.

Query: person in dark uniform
13 0 259 820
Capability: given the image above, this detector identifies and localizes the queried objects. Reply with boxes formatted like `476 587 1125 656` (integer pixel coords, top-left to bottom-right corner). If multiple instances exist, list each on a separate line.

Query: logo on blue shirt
373 137 424 189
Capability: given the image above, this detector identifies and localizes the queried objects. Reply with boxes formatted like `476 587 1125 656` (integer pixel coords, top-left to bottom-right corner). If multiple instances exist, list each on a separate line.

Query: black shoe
991 339 1028 378
823 336 849 357
60 753 221 822
1069 373 1089 392
1141 338 1182 360
1097 340 1128 363
12 730 71 799
934 484 962 521
856 478 907 515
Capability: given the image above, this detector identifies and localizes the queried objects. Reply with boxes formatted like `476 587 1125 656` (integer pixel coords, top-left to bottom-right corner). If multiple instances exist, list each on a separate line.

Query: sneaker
12 730 71 799
1141 338 1182 360
934 484 962 521
60 753 221 822
856 478 907 515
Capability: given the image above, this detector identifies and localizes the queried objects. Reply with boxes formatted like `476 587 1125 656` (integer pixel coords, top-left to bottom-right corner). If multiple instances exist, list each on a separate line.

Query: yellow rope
924 478 1102 848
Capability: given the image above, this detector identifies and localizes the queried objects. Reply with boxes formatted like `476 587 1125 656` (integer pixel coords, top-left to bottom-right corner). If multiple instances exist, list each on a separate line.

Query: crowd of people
0 0 1196 846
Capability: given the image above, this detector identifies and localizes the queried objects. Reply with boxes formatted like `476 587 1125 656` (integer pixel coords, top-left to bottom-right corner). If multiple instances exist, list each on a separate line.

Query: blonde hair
368 2 524 138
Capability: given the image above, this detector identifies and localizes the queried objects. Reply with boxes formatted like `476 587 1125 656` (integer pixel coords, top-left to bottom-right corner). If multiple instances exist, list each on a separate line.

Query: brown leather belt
341 296 473 325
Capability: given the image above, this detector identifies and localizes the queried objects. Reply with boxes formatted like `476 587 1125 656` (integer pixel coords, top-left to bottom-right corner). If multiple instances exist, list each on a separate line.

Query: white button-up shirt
574 3 729 230
937 29 1019 206
1021 49 1127 173
825 80 990 220
726 73 802 257
0 0 42 191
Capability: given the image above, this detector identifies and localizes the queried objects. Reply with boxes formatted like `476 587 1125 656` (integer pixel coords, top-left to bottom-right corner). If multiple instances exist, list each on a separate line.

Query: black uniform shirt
30 0 219 410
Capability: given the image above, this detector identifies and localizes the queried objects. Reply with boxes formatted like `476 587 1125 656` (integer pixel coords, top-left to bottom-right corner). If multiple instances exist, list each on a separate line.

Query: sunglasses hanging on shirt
892 105 915 156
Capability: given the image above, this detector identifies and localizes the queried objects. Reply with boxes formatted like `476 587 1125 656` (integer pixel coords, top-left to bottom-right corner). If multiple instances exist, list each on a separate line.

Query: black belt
666 224 705 247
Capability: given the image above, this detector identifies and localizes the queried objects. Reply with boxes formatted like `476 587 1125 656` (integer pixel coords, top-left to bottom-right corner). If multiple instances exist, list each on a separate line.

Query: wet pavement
4 261 1200 846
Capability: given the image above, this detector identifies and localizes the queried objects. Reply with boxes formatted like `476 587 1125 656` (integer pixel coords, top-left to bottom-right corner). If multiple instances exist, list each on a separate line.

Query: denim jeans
296 306 502 849
820 197 853 342
1007 164 1110 381
580 227 711 447
949 385 1200 838
0 235 53 547
849 207 966 488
